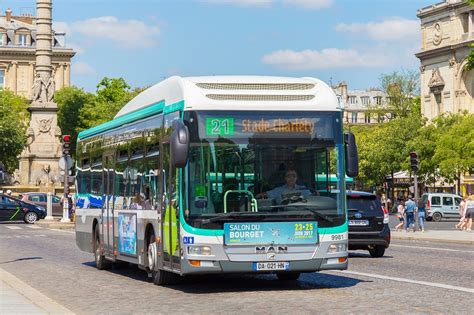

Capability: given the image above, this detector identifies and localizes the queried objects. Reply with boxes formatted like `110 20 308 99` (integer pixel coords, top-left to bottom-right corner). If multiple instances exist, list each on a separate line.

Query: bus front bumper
180 257 348 275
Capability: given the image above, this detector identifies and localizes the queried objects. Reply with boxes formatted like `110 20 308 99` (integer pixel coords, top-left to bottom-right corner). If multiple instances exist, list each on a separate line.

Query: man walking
405 195 417 232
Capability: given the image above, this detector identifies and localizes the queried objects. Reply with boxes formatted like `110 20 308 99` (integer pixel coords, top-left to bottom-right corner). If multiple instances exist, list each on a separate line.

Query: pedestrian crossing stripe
26 225 42 229
5 226 22 230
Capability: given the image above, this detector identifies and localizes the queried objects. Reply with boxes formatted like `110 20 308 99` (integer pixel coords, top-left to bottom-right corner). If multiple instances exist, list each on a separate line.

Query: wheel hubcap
26 213 36 223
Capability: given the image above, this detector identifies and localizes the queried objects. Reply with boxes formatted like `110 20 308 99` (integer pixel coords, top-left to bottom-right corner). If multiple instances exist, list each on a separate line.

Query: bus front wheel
148 234 172 285
94 226 110 270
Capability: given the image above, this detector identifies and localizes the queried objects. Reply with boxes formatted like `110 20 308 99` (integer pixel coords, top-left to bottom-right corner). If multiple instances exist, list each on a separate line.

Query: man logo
255 246 288 254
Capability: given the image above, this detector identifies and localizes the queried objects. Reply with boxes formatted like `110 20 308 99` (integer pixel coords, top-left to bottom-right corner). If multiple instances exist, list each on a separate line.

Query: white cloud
336 17 419 42
202 0 273 7
283 0 333 10
72 62 96 76
262 48 390 70
202 0 332 9
53 21 72 36
67 42 85 54
71 16 160 48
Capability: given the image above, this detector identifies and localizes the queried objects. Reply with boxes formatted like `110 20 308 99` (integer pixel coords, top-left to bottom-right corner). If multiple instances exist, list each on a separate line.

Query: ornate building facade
416 0 473 121
0 8 74 99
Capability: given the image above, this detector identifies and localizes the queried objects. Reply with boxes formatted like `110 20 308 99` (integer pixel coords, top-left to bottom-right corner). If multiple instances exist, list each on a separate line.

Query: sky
2 0 435 92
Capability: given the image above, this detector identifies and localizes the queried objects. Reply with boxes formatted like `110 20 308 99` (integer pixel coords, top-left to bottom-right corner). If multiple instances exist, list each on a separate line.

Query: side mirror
344 132 359 177
171 120 190 168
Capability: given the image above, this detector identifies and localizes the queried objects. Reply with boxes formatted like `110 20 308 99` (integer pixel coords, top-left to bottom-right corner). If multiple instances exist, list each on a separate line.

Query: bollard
45 192 54 220
60 193 71 223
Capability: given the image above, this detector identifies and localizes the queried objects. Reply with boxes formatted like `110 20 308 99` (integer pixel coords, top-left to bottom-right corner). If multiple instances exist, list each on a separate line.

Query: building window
364 113 371 123
18 34 28 46
0 69 5 88
361 96 370 106
351 112 358 123
374 96 382 105
349 96 357 104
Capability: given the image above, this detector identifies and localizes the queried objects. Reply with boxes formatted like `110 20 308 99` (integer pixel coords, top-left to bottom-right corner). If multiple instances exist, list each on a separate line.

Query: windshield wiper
276 205 334 223
200 212 266 224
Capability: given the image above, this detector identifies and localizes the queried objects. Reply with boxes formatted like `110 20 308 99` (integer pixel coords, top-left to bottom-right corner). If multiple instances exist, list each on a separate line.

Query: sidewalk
36 217 75 230
391 229 474 245
0 268 73 315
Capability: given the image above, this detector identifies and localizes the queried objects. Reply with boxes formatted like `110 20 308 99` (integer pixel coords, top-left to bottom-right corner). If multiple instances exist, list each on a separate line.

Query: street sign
59 156 74 170
59 175 75 184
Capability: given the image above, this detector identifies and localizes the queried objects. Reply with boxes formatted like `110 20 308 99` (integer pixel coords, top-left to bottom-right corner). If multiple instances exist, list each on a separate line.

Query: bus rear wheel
148 234 172 285
94 226 111 270
277 272 300 281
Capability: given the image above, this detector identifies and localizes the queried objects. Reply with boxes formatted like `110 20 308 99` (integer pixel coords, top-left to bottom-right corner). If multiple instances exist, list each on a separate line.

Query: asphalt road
0 222 472 314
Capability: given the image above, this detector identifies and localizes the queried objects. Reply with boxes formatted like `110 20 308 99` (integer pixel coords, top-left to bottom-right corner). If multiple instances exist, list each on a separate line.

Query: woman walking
464 195 474 232
455 197 466 230
394 199 405 231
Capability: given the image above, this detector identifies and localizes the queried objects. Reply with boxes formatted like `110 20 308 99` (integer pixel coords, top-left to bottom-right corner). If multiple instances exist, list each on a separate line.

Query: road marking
26 225 42 229
337 270 474 293
390 244 473 253
5 226 22 230
50 229 74 234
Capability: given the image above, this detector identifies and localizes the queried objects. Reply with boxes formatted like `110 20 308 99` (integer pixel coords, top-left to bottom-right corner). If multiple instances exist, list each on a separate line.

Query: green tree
433 113 474 190
464 44 474 71
0 89 29 172
78 77 136 130
372 70 419 119
55 86 95 156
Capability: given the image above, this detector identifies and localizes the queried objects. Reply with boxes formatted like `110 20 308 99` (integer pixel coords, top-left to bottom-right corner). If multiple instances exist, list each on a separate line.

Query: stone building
416 0 473 121
416 0 474 196
333 82 390 125
0 8 74 99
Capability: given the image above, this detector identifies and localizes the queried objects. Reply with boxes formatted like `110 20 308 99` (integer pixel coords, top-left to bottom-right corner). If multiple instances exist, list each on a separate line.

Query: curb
36 221 75 230
392 235 473 245
0 268 74 314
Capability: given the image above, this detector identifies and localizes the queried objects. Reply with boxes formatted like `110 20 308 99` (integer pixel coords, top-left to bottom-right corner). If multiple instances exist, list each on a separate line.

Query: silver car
422 193 462 222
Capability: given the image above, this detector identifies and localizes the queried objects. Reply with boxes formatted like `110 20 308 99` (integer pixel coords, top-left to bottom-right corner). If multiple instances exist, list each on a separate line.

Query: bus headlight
187 246 213 256
327 243 347 253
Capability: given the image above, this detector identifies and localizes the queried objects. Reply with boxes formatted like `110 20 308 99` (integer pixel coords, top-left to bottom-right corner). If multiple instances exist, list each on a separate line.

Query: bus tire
148 234 172 285
277 272 300 281
94 225 111 270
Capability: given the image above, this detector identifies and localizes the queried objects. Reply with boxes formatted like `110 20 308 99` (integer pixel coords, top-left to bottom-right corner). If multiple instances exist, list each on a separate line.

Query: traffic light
62 135 71 156
409 151 419 173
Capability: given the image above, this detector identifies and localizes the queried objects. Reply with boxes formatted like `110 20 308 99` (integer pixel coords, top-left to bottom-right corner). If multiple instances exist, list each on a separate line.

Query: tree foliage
0 89 29 172
465 44 474 71
378 70 419 118
55 86 95 157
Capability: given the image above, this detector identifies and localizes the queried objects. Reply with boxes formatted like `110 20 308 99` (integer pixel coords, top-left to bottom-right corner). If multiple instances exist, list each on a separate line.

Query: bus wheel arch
93 220 110 270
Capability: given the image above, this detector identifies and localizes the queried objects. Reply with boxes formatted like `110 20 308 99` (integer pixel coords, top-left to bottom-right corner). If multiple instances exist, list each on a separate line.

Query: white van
422 193 462 222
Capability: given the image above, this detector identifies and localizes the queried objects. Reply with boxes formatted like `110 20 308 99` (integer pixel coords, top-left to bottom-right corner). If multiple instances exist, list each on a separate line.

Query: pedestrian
464 195 474 232
394 199 405 231
404 195 416 232
455 197 467 230
416 198 426 232
6 189 12 196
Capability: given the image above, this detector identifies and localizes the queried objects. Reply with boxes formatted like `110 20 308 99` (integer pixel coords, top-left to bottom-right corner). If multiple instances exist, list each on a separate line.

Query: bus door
102 153 115 256
161 141 181 272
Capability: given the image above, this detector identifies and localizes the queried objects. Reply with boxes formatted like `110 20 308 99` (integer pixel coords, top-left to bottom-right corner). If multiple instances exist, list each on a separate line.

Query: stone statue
46 70 56 102
31 72 43 101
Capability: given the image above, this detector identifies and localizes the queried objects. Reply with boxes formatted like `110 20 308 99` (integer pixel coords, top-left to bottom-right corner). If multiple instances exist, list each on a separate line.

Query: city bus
75 76 359 285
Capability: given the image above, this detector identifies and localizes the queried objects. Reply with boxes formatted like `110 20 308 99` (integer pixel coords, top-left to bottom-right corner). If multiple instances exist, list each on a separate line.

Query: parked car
422 193 462 222
0 194 46 223
347 191 390 258
20 192 63 216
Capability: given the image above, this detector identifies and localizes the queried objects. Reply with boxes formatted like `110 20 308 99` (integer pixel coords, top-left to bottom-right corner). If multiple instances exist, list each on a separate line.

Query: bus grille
196 83 315 90
205 94 314 101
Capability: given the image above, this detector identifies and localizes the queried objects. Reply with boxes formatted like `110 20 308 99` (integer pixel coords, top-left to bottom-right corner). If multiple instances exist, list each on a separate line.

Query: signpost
60 135 73 223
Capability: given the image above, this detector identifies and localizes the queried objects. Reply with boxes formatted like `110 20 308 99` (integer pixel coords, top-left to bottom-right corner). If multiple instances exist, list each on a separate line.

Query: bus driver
256 169 311 204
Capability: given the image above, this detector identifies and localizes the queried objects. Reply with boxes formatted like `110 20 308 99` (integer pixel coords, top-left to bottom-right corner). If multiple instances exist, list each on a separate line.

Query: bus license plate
349 220 369 226
253 262 289 271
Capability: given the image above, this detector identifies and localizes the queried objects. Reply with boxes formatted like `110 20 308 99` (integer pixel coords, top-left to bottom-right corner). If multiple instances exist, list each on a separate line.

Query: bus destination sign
206 117 316 137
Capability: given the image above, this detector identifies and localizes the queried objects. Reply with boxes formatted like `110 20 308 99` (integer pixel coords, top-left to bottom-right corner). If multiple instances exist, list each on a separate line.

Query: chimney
6 8 11 22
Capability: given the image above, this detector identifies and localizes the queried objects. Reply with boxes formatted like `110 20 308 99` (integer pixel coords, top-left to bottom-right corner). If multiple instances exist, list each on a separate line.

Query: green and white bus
75 76 359 284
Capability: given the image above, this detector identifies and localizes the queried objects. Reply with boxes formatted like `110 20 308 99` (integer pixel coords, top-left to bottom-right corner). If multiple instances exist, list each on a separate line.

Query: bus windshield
182 110 346 229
